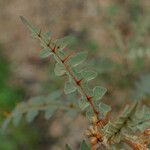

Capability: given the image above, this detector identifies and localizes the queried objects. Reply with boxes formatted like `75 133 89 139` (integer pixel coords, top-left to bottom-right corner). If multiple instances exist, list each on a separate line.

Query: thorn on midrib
38 29 42 37
52 44 57 53
86 96 93 101
76 78 83 86
47 38 52 47
61 53 73 63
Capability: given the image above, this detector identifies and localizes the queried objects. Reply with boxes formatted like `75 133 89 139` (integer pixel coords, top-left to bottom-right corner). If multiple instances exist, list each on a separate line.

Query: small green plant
1 17 150 150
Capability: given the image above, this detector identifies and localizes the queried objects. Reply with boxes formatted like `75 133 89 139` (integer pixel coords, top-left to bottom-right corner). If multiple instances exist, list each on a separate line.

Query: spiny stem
37 32 99 117
61 52 74 63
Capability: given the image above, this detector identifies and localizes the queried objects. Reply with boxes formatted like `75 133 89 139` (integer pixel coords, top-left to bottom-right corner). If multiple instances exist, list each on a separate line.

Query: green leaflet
39 48 52 58
64 81 76 94
55 36 75 50
17 101 28 110
44 108 55 120
29 96 44 105
54 63 66 76
86 107 93 121
70 67 81 80
133 104 149 120
81 69 97 81
81 80 93 97
135 121 150 131
132 74 150 100
80 140 90 150
57 50 65 59
65 141 90 150
99 102 111 116
93 86 107 101
68 52 87 67
65 144 72 150
20 16 38 37
136 120 150 132
45 90 63 102
65 109 77 118
43 31 51 40
12 110 22 127
26 109 38 123
142 106 150 120
85 98 99 120
12 102 27 126
78 98 89 110
40 31 51 44
1 116 12 131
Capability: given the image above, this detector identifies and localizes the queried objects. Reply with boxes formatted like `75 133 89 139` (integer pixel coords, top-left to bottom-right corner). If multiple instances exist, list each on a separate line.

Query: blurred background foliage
0 0 149 149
